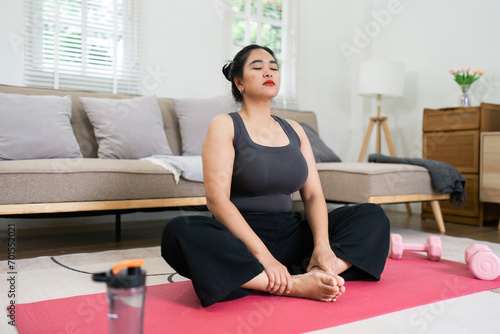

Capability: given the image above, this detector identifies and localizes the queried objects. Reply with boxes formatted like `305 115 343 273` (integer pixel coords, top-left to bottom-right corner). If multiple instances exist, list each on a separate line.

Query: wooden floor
1 208 499 261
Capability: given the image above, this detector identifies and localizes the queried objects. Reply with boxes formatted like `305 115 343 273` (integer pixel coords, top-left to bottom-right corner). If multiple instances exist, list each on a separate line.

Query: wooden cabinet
421 103 500 226
481 132 500 203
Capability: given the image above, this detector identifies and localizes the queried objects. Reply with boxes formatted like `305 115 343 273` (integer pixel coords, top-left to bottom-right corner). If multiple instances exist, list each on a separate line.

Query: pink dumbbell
465 244 500 280
389 233 442 261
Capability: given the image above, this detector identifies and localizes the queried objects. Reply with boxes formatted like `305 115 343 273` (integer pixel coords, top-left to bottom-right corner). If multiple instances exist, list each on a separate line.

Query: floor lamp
357 60 405 162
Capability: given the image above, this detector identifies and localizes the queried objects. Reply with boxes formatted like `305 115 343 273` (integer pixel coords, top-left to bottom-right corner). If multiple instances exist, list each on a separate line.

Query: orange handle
112 259 145 275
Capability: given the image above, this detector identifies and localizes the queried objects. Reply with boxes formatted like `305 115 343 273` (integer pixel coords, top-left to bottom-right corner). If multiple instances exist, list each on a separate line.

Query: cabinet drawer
423 173 479 217
423 107 480 132
423 130 479 173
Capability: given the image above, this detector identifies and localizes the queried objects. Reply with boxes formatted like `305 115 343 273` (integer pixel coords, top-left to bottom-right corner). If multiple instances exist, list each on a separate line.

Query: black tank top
228 112 308 213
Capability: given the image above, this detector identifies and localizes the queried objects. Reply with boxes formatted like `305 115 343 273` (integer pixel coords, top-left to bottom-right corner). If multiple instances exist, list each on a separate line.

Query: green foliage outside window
262 0 282 20
261 23 281 54
232 18 246 48
232 0 283 58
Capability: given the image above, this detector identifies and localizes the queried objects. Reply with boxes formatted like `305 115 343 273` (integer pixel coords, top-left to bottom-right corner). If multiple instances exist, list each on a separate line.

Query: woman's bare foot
275 271 344 302
309 266 346 295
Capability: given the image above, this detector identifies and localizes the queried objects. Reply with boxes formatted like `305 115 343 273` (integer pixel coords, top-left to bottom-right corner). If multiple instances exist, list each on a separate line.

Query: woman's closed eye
252 67 278 71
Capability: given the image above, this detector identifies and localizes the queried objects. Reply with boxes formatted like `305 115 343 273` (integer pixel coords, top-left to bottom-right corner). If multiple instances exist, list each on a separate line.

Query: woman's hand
259 255 293 295
307 244 340 275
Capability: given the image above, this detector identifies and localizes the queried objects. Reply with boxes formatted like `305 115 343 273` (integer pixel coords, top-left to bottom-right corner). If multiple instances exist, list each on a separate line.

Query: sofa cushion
80 96 172 159
0 159 205 205
0 93 82 160
317 162 437 203
174 96 237 156
300 123 341 163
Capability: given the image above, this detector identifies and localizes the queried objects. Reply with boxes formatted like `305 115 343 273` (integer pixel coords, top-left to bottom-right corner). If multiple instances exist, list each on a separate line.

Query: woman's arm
202 114 292 294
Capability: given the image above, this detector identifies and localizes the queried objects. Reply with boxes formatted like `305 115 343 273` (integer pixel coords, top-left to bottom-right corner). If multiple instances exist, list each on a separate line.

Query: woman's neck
238 99 273 122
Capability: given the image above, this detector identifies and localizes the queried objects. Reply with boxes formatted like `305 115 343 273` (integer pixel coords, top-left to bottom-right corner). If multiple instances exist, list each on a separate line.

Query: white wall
294 0 500 162
0 0 24 86
140 0 231 98
296 0 360 162
367 0 500 159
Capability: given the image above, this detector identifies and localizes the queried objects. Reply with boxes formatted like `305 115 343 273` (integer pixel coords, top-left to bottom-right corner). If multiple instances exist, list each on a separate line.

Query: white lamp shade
358 60 406 98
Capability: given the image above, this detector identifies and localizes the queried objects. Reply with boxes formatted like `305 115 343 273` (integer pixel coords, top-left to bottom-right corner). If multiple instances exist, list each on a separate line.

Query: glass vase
459 84 471 107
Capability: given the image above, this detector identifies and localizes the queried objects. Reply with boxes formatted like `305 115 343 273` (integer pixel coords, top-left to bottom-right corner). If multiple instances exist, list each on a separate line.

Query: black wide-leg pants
161 203 390 307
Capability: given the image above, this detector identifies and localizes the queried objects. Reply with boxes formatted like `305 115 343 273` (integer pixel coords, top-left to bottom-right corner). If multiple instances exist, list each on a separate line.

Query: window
24 0 141 94
231 0 297 106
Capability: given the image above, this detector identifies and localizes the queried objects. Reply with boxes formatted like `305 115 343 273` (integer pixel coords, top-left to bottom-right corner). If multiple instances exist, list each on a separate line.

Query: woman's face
236 48 281 101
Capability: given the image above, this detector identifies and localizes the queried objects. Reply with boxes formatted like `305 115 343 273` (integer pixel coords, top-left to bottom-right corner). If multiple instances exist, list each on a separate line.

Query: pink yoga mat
16 253 500 334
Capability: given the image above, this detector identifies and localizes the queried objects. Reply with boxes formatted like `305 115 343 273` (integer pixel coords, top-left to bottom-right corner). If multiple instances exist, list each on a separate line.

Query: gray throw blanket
368 153 467 207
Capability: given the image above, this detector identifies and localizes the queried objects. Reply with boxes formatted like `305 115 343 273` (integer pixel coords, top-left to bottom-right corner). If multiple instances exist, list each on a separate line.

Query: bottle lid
92 259 146 288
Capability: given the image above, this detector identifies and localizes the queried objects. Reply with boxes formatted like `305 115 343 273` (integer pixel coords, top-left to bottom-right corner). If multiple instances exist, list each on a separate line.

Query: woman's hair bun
222 61 233 81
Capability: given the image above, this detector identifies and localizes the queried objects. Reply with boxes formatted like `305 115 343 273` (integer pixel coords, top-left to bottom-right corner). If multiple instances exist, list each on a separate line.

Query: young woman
161 44 389 307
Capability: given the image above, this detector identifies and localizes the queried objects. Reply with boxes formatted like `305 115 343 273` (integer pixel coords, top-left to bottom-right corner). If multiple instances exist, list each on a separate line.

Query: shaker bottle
93 259 146 334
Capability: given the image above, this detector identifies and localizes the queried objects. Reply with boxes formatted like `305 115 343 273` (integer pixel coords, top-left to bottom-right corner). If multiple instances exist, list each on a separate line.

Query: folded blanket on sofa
141 155 203 184
368 153 466 207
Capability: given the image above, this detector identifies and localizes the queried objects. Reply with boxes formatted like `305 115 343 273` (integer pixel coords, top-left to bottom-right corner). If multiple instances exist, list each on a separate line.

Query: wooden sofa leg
405 203 413 216
430 200 446 234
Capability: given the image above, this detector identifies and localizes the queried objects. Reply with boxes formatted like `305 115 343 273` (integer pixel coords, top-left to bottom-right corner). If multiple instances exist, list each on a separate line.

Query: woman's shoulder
210 113 233 127
283 118 306 137
207 113 235 137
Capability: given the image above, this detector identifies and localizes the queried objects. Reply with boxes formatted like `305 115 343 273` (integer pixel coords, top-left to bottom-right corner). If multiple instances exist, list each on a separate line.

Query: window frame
24 0 141 95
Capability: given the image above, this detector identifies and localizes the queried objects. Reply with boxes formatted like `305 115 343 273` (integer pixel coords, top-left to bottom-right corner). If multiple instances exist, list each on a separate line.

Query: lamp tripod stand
357 95 412 215
357 95 397 162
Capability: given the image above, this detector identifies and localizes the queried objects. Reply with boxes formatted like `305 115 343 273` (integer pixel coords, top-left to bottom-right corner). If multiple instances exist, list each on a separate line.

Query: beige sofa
0 84 449 236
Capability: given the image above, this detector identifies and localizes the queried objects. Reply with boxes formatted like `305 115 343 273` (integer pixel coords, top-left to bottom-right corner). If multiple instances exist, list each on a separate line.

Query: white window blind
24 0 141 94
231 0 297 107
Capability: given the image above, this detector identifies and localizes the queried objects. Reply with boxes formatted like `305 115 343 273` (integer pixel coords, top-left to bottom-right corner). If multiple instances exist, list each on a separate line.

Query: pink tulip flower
450 66 484 86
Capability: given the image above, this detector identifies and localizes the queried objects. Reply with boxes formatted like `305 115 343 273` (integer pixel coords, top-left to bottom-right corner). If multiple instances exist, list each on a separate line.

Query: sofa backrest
272 108 318 133
0 84 318 158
